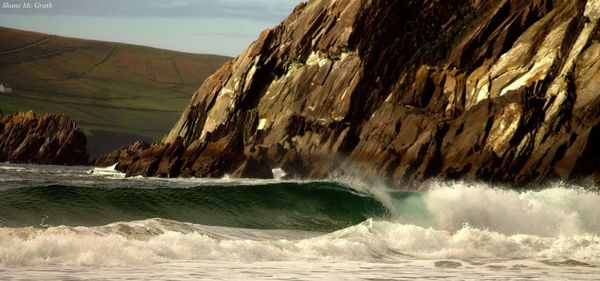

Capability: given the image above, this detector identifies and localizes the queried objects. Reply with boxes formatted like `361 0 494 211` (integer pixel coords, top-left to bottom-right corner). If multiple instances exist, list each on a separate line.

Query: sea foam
2 218 600 267
422 182 600 236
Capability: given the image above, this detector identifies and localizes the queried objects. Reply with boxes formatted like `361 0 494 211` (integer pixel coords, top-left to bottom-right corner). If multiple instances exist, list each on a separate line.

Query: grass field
0 27 230 158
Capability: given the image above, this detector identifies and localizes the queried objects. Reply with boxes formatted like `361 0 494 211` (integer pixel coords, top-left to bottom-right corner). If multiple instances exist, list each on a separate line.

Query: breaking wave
2 176 600 267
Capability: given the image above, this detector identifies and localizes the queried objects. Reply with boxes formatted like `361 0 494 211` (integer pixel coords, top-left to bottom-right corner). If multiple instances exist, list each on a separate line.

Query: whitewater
1 164 600 280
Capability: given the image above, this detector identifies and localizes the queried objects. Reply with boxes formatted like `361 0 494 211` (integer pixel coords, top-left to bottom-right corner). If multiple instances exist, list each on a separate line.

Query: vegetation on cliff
0 27 229 158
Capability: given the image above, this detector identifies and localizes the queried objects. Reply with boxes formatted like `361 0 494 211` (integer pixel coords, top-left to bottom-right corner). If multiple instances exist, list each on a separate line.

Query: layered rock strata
0 111 88 165
104 0 600 186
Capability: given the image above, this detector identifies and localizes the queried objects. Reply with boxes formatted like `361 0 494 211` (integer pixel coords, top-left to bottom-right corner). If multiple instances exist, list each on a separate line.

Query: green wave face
0 182 389 232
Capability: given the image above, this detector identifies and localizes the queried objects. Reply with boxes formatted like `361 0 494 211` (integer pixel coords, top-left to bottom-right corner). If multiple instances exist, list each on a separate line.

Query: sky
0 0 302 56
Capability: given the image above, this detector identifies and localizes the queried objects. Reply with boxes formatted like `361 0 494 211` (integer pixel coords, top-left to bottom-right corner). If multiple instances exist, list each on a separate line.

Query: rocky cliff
105 0 600 187
0 111 88 165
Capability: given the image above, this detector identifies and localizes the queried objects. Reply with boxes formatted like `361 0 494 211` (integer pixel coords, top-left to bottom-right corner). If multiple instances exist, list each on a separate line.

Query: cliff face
109 0 600 186
0 111 88 165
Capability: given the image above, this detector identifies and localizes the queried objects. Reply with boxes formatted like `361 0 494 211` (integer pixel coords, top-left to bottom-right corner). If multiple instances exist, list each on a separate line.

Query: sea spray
423 181 600 236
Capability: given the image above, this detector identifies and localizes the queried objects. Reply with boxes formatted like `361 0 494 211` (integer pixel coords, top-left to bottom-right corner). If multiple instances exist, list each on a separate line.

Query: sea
1 163 600 280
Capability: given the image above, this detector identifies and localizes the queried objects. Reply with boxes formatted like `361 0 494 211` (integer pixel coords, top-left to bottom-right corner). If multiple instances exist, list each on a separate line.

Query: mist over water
1 163 600 279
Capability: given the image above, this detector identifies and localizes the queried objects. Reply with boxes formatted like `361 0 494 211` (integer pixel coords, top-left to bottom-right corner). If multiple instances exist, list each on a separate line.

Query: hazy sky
0 0 301 56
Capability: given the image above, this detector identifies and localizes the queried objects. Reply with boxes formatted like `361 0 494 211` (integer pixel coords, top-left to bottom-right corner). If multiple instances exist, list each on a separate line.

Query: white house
0 83 12 94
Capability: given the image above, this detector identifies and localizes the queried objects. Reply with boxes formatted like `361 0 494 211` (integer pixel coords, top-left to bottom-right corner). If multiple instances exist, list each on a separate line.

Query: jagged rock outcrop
94 140 150 167
106 0 600 187
0 111 88 165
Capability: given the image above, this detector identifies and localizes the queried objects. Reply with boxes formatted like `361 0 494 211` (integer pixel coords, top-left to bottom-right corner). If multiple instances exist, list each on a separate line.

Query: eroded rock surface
94 140 150 167
106 0 600 187
0 111 88 165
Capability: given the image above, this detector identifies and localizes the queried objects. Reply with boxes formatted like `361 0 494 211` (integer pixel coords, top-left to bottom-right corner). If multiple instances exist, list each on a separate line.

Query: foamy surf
2 218 600 267
420 182 600 236
2 163 600 280
90 163 125 178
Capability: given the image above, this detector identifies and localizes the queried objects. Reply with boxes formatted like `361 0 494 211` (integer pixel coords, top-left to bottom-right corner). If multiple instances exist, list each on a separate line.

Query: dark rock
94 140 150 167
0 111 88 165
234 156 274 179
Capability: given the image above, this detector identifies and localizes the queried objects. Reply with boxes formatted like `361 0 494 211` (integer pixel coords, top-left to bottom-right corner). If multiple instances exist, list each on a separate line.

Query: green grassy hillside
0 27 230 159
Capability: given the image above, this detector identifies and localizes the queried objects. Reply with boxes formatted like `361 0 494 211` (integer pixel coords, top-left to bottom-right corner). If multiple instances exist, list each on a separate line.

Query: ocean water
1 164 600 280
